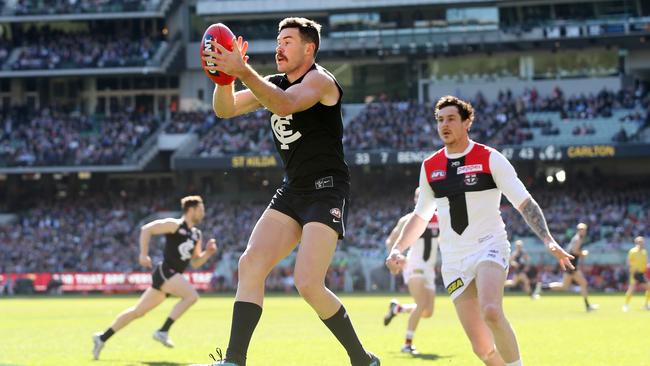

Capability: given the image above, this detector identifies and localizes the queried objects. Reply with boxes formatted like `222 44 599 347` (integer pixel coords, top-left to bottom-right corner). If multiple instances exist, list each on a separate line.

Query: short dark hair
434 95 475 125
278 17 321 54
181 195 203 212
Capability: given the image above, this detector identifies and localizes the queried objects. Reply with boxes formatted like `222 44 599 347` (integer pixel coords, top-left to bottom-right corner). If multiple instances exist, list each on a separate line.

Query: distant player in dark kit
504 240 538 299
92 196 217 360
542 223 598 311
198 17 379 366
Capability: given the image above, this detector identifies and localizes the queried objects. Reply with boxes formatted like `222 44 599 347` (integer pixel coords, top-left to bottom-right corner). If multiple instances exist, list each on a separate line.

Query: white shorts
402 238 438 290
441 240 510 301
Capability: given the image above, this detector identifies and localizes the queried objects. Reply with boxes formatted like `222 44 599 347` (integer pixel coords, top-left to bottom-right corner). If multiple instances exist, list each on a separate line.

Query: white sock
399 303 416 313
506 360 523 366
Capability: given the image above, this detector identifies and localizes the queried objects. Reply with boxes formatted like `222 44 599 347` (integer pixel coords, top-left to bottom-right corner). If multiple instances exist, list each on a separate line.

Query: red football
201 23 236 85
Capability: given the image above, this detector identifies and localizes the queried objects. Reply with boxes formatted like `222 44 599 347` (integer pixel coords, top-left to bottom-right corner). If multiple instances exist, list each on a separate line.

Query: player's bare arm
385 214 429 275
213 84 262 119
205 39 337 116
385 214 410 251
190 235 218 268
139 218 180 268
518 197 575 270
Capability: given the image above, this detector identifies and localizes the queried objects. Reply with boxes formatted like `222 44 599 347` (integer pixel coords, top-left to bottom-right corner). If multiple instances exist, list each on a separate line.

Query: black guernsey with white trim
163 221 201 273
266 64 350 239
267 63 350 190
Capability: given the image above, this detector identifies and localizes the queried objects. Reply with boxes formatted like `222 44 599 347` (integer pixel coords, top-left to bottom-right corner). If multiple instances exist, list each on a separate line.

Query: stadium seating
0 107 160 166
10 0 154 15
7 27 160 70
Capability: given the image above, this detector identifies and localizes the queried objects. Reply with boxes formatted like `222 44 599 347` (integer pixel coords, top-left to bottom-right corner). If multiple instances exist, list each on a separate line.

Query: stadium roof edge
197 0 497 16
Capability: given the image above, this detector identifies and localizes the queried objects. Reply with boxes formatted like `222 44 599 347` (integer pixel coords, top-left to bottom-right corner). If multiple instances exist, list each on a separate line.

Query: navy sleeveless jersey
267 63 350 190
164 221 201 273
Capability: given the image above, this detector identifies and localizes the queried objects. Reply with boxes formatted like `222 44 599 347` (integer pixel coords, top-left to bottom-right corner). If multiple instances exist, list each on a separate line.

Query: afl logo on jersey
431 170 446 181
271 114 302 150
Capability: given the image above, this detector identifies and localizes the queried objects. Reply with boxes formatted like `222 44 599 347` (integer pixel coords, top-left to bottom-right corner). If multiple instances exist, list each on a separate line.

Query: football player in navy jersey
93 196 217 360
199 17 378 366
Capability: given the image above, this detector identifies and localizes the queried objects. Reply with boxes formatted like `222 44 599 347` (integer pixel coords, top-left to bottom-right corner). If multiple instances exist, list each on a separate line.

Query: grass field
1 293 649 366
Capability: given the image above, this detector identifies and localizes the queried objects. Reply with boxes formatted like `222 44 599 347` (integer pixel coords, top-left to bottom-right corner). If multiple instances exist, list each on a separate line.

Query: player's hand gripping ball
201 23 236 85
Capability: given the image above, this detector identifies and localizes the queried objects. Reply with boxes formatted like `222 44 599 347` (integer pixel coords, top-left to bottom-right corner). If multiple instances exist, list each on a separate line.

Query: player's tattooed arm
518 197 575 271
518 197 552 244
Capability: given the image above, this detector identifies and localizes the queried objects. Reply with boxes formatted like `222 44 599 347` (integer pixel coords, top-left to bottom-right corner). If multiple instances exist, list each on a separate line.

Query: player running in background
623 236 649 312
200 17 378 366
543 223 598 311
92 196 217 360
386 95 574 366
383 187 439 355
503 240 538 299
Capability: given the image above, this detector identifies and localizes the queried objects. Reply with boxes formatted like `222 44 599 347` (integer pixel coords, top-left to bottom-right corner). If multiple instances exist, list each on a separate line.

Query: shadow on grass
411 352 449 361
126 362 186 366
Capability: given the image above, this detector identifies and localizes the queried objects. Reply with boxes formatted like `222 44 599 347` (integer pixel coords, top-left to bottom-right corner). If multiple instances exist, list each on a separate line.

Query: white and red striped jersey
414 140 530 261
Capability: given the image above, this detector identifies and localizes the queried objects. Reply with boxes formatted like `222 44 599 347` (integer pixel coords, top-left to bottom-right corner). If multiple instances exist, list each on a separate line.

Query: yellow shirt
628 247 648 273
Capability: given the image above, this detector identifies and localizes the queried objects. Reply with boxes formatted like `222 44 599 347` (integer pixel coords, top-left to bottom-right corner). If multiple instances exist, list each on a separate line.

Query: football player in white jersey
383 187 439 355
386 96 574 366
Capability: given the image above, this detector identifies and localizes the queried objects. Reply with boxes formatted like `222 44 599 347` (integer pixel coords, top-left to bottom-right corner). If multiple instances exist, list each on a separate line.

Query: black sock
322 306 370 366
225 301 263 366
99 328 114 342
159 317 175 332
584 297 590 307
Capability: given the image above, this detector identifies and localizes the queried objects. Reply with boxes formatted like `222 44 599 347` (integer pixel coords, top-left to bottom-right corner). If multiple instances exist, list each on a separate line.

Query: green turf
0 293 649 365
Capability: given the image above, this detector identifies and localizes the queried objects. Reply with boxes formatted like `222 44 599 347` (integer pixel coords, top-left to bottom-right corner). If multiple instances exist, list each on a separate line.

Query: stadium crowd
181 86 648 157
12 0 150 15
1 182 647 293
0 106 159 166
10 27 159 70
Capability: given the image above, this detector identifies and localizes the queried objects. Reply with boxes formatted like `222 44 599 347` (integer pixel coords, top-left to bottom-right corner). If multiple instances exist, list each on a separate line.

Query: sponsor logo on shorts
315 176 334 189
457 164 483 174
330 208 342 219
464 173 478 186
414 269 425 275
431 170 446 181
446 277 464 295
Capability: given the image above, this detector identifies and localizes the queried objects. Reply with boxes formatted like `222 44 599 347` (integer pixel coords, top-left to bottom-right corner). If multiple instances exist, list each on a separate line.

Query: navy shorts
151 262 178 291
268 182 349 240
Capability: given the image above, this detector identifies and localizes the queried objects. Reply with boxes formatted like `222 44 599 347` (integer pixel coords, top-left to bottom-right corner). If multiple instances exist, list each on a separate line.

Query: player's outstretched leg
195 210 301 366
623 279 635 312
454 280 506 366
401 278 434 354
574 271 598 311
153 273 201 348
92 287 166 360
296 223 378 366
383 299 416 326
383 299 399 326
476 261 521 365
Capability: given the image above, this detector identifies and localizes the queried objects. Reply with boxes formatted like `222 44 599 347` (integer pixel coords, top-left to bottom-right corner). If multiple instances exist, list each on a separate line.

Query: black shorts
566 255 580 274
268 180 349 239
633 272 648 284
151 262 179 291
